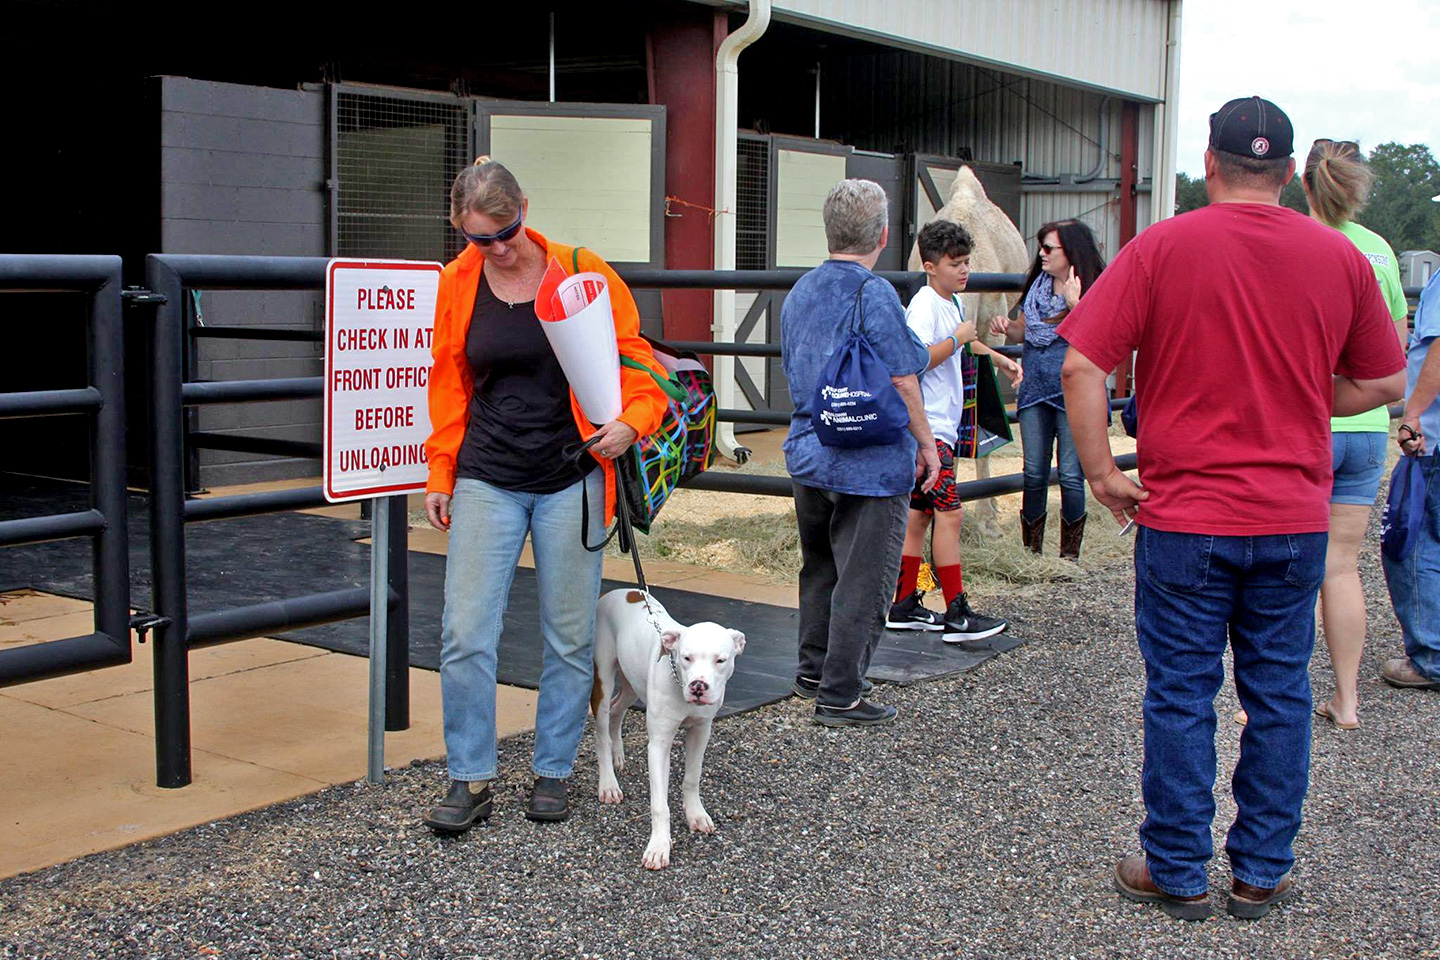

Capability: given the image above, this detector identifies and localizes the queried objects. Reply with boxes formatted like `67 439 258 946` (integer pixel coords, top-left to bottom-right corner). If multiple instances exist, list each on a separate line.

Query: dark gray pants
792 481 908 707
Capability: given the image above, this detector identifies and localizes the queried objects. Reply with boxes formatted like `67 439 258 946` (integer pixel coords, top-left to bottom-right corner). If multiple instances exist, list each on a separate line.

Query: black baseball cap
1208 96 1294 159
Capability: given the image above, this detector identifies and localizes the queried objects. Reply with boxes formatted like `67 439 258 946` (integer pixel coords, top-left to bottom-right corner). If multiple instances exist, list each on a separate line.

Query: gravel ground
3 536 1438 958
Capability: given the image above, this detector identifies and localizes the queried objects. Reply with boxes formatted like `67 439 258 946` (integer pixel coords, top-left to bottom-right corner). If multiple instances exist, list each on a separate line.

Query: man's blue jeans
440 471 604 782
1383 452 1440 680
1134 526 1327 896
1017 403 1087 523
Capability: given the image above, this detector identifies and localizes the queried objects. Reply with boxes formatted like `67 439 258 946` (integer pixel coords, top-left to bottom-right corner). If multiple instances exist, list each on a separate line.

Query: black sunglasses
1040 242 1064 255
460 213 524 247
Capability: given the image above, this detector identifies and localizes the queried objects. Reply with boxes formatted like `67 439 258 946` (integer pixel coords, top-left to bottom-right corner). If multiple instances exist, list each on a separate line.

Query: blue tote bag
1381 453 1429 562
812 278 910 448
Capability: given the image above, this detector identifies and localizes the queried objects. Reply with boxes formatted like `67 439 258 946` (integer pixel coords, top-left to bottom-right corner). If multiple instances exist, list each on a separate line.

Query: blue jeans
440 471 605 782
1330 431 1387 505
1018 403 1086 523
1134 526 1327 896
1383 452 1440 680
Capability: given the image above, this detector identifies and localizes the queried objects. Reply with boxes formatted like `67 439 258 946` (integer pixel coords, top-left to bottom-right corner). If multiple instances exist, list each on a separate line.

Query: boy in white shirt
888 220 1020 640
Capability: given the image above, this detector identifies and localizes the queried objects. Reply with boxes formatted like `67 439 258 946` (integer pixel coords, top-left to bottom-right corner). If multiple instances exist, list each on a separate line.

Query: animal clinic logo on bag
812 280 909 448
324 259 443 503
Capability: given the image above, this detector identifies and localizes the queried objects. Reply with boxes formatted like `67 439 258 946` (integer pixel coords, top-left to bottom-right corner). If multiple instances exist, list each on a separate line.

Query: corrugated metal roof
760 0 1171 101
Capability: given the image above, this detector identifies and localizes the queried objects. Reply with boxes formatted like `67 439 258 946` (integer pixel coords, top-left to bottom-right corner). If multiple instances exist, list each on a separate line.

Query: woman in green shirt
1300 139 1409 729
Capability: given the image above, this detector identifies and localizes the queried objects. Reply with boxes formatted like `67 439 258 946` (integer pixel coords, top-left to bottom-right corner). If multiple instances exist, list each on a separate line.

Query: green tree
1358 142 1440 252
1174 171 1304 214
1175 171 1207 214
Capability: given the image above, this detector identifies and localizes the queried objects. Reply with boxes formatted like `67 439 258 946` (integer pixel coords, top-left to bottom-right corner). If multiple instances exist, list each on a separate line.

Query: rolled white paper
536 269 622 424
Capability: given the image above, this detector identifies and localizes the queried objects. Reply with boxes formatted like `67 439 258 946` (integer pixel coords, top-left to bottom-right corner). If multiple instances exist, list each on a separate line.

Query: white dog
592 588 745 870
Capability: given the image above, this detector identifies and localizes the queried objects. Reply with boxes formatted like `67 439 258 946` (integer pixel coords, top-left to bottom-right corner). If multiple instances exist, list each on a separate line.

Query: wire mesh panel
336 91 468 263
736 136 770 270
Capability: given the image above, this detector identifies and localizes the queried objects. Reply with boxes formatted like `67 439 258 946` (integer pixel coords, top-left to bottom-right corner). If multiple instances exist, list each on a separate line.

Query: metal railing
143 254 410 788
0 255 131 686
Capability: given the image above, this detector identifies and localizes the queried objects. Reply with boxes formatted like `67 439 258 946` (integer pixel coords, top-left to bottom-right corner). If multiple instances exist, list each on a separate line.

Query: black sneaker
793 675 873 700
941 593 1008 643
886 591 944 631
813 698 898 728
422 779 493 833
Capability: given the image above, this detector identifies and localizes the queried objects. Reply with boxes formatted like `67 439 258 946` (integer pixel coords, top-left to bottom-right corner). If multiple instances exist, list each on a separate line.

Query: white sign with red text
324 259 443 503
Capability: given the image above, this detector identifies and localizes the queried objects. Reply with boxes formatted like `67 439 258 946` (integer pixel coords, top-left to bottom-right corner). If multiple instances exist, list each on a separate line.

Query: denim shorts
1331 431 1388 506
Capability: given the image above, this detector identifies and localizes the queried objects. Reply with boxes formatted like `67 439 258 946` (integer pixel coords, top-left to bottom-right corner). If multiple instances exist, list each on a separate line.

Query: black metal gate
0 255 130 684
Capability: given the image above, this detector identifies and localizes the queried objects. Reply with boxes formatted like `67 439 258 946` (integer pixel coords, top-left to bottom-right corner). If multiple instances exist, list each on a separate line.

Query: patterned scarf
1021 273 1069 348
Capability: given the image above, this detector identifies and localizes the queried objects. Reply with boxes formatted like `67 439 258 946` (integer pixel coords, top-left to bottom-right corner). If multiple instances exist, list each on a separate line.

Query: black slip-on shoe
525 776 571 822
793 676 873 700
813 698 898 728
422 779 493 834
886 592 945 631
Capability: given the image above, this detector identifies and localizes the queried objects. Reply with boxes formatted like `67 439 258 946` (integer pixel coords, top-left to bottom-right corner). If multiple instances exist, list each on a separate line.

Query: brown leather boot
1060 515 1087 561
1114 855 1211 921
1020 513 1046 554
1227 874 1297 919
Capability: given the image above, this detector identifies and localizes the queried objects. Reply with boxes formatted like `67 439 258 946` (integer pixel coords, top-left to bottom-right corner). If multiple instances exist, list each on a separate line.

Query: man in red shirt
1060 97 1406 921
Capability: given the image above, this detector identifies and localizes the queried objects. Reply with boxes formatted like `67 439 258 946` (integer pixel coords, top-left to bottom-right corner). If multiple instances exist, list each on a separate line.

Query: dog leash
566 438 670 661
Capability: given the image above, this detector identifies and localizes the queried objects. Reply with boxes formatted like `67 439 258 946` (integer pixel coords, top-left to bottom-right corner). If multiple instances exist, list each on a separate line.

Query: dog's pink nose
689 679 709 697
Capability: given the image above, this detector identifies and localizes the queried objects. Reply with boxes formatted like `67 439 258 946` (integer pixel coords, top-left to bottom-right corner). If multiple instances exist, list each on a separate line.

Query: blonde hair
449 156 524 228
1303 140 1373 228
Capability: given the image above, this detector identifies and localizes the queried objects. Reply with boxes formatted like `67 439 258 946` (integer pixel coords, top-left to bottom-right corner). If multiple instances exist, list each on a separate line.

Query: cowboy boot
1020 513 1046 555
1060 515 1087 561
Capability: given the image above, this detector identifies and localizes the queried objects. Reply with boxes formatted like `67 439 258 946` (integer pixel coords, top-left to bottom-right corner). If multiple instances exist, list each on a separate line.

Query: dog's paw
597 783 623 804
641 838 671 870
613 746 626 773
686 809 715 834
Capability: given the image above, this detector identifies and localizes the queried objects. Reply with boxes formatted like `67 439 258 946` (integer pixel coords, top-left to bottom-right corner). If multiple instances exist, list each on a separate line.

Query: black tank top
454 274 593 493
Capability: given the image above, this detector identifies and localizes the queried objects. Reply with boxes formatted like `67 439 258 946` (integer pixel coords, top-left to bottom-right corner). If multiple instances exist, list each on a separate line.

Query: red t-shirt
1059 203 1405 535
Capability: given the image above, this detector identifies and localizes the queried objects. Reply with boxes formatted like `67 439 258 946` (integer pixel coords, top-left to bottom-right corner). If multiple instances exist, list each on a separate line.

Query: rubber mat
0 474 1023 714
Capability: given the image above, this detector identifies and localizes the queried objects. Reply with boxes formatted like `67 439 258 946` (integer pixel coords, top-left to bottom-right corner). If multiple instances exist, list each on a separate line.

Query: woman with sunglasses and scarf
990 220 1107 559
420 157 668 831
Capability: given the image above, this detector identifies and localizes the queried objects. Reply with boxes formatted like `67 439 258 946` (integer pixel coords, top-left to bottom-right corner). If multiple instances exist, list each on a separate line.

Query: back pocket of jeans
1140 528 1213 593
1284 532 1327 588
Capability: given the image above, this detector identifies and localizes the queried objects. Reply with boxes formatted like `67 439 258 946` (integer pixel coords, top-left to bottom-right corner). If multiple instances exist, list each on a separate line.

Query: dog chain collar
639 590 684 687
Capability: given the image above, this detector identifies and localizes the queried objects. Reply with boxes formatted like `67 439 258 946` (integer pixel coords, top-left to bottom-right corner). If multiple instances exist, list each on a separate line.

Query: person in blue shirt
1382 269 1440 690
781 178 937 727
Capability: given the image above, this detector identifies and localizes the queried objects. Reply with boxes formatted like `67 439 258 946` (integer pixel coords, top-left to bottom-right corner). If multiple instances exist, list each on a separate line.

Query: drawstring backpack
1381 448 1429 562
812 277 910 448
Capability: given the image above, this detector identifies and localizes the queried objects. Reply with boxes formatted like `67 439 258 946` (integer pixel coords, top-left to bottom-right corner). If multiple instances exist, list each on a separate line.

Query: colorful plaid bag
616 338 717 533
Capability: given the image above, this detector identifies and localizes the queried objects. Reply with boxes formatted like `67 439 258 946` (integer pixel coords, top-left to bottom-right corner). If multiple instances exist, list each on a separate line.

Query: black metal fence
6 255 1400 787
0 256 130 685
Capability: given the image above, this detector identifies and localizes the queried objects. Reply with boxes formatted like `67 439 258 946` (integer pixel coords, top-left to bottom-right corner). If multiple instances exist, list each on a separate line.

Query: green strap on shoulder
574 245 688 404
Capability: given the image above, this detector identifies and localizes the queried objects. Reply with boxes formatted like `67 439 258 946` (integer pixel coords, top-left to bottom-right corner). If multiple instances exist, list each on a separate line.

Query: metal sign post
367 496 390 783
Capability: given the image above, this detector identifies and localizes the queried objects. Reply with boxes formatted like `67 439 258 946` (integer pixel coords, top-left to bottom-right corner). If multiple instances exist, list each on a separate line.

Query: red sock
896 554 922 602
935 564 964 605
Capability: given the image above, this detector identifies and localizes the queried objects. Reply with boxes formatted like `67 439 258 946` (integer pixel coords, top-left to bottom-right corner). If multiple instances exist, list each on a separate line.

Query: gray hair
823 179 888 255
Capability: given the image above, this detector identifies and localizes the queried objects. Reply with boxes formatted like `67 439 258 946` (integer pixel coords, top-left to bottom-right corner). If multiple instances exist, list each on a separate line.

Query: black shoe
525 776 570 822
813 698 898 728
886 591 945 631
422 779 493 833
793 675 873 700
941 593 1008 643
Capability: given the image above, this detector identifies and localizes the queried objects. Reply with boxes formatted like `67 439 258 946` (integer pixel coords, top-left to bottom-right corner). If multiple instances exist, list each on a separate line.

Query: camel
908 166 1029 539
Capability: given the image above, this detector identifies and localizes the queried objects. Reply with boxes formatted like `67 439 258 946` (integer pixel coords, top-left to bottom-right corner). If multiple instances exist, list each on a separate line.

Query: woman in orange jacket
421 157 668 832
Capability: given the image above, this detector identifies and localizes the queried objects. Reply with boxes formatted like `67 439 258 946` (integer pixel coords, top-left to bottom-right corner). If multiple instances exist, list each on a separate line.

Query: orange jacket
425 228 669 524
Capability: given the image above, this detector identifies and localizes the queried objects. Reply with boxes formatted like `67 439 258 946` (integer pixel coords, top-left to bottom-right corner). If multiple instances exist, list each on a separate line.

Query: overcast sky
1176 0 1439 176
